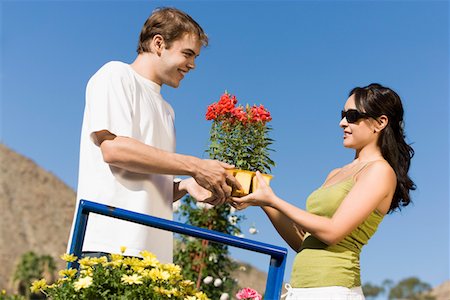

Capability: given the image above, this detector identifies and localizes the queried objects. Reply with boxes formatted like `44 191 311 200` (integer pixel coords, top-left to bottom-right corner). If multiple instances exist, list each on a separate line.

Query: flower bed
31 248 209 300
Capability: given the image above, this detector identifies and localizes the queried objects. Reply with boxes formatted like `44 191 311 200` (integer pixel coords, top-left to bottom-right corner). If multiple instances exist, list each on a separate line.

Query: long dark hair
350 83 416 213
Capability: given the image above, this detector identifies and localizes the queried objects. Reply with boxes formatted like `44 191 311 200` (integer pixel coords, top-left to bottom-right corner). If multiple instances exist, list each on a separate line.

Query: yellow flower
195 291 210 300
139 268 150 278
160 270 171 281
120 246 127 254
108 253 123 267
148 268 171 281
58 268 77 278
141 256 159 267
73 276 93 291
30 279 47 293
131 265 145 273
78 257 96 268
2 289 6 295
153 286 178 297
60 253 77 262
180 279 195 287
80 268 93 277
123 256 142 267
121 274 143 285
110 253 123 261
56 277 69 284
91 256 108 265
163 263 181 275
147 268 159 281
140 250 159 261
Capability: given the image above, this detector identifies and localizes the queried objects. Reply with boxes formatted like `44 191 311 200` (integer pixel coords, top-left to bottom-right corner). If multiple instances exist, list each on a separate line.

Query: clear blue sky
1 0 449 291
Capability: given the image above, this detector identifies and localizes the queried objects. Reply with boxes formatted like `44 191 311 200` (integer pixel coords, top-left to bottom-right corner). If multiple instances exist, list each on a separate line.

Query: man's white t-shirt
68 61 176 262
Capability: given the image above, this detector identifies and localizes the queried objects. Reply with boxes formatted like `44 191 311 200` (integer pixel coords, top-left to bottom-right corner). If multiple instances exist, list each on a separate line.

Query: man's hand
179 178 211 201
192 159 241 201
178 178 230 206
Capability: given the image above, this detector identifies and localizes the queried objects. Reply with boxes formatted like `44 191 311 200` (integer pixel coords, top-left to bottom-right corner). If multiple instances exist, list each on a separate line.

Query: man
68 7 239 263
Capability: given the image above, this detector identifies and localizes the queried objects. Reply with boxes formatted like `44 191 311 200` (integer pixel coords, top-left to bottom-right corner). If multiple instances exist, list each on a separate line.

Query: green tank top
290 170 384 288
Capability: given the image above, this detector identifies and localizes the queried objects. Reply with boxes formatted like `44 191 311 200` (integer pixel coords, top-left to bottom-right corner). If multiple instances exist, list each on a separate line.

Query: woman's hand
231 171 277 210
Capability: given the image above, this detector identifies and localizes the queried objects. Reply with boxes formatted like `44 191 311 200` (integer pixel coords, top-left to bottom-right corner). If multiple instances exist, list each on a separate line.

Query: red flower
231 106 248 124
205 103 219 120
205 92 238 121
249 105 272 123
216 93 237 115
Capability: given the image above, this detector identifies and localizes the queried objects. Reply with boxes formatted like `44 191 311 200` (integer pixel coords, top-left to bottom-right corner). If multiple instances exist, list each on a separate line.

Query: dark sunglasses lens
346 110 359 123
341 110 360 123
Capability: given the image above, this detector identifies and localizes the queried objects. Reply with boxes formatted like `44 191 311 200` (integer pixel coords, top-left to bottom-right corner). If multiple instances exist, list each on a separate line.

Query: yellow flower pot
231 169 273 197
232 170 254 197
251 173 273 192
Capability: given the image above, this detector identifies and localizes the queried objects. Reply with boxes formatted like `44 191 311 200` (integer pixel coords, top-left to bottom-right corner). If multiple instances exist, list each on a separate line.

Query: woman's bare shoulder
325 167 342 180
359 160 396 184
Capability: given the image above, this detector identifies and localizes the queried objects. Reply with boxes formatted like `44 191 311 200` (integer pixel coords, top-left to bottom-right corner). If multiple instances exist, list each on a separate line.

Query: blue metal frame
69 199 287 299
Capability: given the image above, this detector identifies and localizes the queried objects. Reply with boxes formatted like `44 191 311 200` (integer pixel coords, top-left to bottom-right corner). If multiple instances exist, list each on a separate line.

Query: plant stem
195 222 213 290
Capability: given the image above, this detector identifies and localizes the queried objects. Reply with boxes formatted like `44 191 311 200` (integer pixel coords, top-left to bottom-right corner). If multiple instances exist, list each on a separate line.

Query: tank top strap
351 160 382 180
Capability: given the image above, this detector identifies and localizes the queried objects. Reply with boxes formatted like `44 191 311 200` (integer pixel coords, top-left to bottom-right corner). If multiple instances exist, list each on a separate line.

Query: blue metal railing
69 199 287 299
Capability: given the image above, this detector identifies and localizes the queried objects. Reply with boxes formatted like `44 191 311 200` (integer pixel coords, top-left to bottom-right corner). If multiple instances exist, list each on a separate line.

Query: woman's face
339 95 378 150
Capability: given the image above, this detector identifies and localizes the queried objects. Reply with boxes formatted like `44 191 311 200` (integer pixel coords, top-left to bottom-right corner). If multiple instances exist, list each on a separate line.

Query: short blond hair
137 7 208 53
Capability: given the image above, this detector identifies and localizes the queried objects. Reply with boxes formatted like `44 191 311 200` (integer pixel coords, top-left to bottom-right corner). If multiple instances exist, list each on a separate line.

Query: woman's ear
374 115 389 132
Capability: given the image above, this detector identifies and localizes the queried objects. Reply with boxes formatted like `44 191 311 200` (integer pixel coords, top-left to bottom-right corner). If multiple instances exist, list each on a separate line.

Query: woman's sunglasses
341 109 370 123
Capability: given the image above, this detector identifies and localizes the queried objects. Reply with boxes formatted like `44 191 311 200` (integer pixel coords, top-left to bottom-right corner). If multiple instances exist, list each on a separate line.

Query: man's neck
130 53 161 85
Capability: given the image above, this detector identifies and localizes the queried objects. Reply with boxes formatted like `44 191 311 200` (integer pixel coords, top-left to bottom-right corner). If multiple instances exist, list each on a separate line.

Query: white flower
196 202 206 209
214 278 223 287
229 206 236 214
228 215 238 225
197 202 214 210
172 201 181 212
249 226 258 235
220 292 230 300
208 253 218 263
239 265 247 271
234 233 245 238
203 276 213 284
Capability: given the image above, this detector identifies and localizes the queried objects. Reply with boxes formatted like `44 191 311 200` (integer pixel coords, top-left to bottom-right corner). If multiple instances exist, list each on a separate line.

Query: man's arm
94 130 239 199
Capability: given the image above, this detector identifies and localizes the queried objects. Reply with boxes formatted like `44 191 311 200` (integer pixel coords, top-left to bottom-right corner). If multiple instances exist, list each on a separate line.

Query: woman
232 83 415 299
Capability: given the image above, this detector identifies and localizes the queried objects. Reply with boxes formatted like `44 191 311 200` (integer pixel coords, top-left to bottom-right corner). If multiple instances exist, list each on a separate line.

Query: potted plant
205 91 275 196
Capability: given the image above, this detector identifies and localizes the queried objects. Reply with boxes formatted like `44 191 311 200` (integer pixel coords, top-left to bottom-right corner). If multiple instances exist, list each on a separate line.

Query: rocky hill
0 143 76 291
428 280 450 300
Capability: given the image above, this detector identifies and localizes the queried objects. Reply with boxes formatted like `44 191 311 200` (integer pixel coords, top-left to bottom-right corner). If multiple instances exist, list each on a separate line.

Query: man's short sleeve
85 63 134 142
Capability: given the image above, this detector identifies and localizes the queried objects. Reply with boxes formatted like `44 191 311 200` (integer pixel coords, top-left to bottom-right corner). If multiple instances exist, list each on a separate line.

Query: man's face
156 33 202 88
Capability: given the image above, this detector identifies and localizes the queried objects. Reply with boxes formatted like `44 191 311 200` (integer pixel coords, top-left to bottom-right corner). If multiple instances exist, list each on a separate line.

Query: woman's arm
233 161 396 245
261 206 306 252
233 168 340 250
